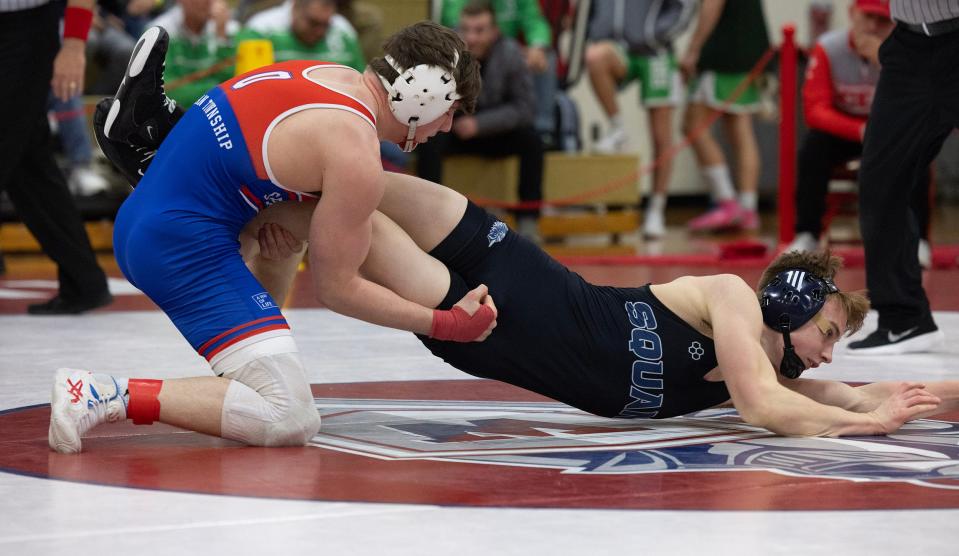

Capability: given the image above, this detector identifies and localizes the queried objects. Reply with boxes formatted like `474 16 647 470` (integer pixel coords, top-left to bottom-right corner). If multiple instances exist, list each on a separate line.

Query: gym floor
1 209 957 555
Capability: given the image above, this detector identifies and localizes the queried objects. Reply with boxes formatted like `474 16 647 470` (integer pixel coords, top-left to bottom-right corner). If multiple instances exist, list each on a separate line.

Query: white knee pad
216 339 321 447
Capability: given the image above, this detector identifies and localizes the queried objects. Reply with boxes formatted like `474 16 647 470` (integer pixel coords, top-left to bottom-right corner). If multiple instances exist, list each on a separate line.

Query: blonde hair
758 250 870 336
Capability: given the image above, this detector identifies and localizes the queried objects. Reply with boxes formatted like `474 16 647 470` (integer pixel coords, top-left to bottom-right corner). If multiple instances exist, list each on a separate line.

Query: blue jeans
48 93 92 168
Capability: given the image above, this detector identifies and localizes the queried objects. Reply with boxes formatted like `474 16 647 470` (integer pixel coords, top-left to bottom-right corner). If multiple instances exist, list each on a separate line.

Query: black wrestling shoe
27 292 114 315
846 317 944 355
93 98 155 187
103 26 179 148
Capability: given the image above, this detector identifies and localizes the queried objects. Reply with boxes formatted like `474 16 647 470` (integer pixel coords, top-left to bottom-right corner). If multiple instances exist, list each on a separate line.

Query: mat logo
252 292 276 310
311 401 959 490
487 221 507 247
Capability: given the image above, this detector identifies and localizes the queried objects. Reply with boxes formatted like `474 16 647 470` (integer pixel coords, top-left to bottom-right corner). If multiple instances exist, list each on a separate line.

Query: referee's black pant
0 1 108 302
859 25 959 330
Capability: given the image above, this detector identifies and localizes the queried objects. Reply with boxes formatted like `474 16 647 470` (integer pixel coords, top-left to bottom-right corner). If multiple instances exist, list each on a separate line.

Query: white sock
609 114 624 132
739 191 758 211
646 193 667 214
703 164 735 202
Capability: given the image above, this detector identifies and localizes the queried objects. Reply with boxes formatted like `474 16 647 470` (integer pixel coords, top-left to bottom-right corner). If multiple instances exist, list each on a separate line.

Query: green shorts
687 70 762 113
610 44 681 107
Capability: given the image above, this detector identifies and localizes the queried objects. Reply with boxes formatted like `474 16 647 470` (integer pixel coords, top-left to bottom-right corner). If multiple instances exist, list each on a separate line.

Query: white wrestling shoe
49 368 127 454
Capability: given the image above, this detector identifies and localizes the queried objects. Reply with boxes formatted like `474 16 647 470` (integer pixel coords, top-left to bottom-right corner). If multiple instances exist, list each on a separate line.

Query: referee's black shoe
104 26 181 148
846 317 944 355
27 291 114 316
93 98 155 187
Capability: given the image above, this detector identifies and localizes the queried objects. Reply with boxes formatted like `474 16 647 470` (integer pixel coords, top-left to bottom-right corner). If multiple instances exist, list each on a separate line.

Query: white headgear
377 53 460 152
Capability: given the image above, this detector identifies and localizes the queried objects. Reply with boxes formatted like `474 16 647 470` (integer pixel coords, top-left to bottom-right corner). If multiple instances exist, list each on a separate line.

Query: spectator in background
417 1 544 239
846 0 958 355
149 0 239 107
239 0 364 70
584 0 695 239
334 0 383 63
0 0 111 314
48 93 110 196
682 0 770 234
787 0 931 268
440 0 556 146
86 1 139 95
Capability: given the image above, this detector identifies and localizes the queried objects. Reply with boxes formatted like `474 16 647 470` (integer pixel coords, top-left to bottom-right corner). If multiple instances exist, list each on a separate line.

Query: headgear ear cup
377 53 461 152
759 269 839 377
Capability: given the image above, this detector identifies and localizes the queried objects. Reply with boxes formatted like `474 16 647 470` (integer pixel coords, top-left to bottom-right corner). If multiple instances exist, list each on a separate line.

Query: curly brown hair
758 250 870 336
368 21 482 115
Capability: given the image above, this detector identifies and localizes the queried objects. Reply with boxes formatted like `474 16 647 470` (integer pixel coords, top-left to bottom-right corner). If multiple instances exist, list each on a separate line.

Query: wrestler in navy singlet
113 61 376 366
420 202 731 418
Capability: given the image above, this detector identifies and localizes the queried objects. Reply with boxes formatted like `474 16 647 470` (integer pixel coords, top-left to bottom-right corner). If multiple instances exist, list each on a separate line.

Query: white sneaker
49 368 126 454
785 232 818 253
918 239 931 270
69 167 110 196
593 128 627 154
642 208 666 239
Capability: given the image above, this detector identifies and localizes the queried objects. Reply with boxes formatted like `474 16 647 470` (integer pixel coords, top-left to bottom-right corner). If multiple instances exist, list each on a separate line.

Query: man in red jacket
788 0 930 267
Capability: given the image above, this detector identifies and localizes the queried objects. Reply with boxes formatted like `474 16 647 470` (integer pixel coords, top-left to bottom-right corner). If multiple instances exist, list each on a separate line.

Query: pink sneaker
687 200 742 232
739 208 759 231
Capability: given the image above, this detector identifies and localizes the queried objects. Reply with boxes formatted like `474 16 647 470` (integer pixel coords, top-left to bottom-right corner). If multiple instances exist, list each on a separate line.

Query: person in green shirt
151 0 240 107
681 0 770 234
238 0 365 71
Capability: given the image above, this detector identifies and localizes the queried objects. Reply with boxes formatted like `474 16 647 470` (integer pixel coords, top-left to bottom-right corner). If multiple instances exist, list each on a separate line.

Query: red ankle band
128 379 163 425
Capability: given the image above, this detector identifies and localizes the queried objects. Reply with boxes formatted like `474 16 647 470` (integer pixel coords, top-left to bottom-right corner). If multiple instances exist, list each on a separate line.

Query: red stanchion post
778 24 797 246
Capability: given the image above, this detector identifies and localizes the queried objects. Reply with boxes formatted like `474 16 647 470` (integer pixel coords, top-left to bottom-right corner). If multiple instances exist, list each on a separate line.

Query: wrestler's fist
430 284 498 342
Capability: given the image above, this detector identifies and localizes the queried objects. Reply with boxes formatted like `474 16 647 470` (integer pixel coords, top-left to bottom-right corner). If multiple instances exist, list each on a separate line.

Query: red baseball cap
854 0 891 18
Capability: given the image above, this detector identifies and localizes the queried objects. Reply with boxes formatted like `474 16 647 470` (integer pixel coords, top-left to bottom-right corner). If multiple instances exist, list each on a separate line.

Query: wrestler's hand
430 284 498 342
868 382 941 434
257 222 305 260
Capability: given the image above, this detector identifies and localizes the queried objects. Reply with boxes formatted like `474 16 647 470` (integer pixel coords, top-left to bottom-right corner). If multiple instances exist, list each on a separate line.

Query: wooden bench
441 152 641 241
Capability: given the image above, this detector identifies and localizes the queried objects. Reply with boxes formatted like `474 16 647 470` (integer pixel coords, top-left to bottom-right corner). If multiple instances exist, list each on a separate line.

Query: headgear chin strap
377 53 460 152
759 269 839 379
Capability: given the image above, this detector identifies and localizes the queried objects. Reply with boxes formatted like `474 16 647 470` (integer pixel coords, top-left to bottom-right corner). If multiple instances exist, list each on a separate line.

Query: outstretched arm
706 275 939 436
784 379 959 419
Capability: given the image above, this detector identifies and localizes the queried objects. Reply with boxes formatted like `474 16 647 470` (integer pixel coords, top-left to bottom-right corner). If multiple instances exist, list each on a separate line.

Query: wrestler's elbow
736 399 778 432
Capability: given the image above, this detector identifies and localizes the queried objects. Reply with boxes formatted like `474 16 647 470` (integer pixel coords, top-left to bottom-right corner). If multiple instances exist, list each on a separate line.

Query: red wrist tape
63 6 93 41
430 305 495 342
128 378 163 425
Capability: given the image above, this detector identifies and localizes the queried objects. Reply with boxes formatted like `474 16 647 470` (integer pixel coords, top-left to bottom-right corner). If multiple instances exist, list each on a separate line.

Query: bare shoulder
651 274 754 336
267 108 380 193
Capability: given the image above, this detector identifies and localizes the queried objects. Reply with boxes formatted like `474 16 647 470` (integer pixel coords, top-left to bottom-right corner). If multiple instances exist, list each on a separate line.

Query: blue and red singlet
113 61 376 366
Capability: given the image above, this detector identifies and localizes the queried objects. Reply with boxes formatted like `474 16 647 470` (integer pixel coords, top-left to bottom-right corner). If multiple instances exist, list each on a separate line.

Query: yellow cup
235 39 275 76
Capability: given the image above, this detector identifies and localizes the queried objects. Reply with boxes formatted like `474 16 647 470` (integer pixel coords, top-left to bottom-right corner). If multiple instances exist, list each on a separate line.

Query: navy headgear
759 269 839 378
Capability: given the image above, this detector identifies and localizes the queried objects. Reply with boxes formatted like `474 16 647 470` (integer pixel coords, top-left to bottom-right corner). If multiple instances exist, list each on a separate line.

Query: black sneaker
27 292 114 315
93 98 155 187
104 26 179 148
847 318 944 355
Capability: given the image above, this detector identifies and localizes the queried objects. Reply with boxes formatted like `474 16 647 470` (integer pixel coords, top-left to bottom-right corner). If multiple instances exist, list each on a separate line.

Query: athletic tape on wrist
430 305 494 342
